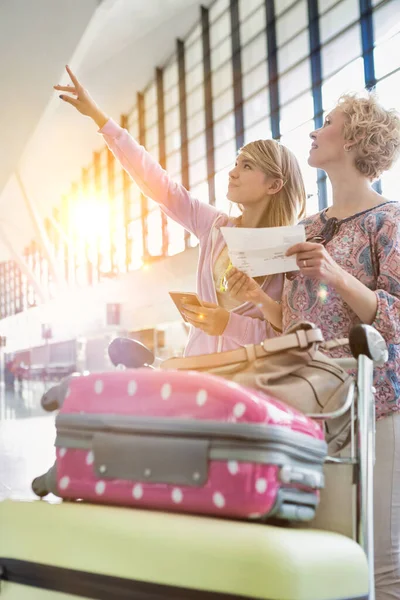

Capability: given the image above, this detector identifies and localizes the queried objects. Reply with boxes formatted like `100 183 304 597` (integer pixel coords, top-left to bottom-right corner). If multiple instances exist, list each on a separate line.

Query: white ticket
220 225 306 277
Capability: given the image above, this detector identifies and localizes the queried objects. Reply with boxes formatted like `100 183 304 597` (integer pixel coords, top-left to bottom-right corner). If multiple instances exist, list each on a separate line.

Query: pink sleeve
371 213 400 345
100 119 221 239
223 312 279 344
223 274 284 343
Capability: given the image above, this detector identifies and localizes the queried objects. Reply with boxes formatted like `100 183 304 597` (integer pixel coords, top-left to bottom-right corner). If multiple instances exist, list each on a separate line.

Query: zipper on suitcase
56 415 327 461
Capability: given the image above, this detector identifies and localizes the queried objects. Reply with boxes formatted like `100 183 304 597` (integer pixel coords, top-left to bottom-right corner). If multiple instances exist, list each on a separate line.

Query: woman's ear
267 178 284 195
343 141 357 152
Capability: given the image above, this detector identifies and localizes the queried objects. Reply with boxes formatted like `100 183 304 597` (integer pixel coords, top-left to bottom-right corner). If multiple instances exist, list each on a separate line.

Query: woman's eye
243 163 251 169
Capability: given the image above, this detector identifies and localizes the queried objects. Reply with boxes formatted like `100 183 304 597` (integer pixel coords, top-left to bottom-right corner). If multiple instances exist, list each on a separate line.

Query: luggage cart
311 323 387 600
0 324 386 600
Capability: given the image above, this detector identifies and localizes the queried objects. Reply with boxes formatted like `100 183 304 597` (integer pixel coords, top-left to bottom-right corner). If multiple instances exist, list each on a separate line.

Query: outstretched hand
54 66 109 128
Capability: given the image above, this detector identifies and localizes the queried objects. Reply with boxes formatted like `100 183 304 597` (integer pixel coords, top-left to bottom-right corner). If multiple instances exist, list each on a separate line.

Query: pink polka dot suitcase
33 369 327 522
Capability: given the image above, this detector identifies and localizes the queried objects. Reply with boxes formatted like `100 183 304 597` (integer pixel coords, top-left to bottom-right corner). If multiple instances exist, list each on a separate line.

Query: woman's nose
229 166 239 178
309 130 317 140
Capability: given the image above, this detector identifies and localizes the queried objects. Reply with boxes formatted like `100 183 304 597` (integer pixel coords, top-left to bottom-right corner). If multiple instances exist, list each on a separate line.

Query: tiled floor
0 381 58 501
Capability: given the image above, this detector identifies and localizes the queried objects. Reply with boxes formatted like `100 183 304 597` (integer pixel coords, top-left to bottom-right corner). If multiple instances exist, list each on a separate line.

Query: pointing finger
66 65 81 88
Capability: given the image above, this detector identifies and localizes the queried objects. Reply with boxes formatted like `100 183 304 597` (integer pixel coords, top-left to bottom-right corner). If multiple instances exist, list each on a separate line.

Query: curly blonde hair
338 92 400 180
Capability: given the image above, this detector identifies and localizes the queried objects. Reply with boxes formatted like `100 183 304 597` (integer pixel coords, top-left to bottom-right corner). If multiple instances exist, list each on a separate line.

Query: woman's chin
307 153 320 168
226 191 239 204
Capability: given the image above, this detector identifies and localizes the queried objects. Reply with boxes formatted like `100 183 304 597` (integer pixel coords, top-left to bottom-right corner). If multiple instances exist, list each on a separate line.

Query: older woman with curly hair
227 92 400 599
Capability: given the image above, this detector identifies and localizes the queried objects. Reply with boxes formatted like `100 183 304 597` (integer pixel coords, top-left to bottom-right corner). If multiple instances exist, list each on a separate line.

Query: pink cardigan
101 119 283 357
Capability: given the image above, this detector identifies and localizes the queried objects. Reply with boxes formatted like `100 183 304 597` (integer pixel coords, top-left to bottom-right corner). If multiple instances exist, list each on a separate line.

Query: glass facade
2 0 399 312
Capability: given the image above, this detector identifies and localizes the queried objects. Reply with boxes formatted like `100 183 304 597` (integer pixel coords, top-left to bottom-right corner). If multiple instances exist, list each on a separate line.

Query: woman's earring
343 144 351 152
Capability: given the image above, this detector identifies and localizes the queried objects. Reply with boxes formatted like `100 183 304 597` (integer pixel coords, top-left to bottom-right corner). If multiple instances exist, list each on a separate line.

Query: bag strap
161 328 324 371
321 338 349 350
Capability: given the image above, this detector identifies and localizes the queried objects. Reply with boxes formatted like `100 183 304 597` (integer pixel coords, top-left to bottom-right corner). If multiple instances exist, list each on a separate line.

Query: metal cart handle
309 324 386 600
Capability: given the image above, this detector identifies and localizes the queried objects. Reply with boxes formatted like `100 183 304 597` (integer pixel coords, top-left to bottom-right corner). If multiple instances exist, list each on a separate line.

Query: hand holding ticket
220 225 306 277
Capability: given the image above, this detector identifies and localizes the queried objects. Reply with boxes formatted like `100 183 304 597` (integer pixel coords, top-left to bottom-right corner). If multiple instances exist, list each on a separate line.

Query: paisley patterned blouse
282 201 400 420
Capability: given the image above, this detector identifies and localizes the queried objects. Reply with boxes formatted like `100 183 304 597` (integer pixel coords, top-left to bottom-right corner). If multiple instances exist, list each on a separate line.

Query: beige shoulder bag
161 322 353 453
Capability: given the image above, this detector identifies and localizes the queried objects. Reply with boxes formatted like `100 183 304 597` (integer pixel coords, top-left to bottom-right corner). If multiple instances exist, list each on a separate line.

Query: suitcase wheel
41 385 61 412
32 475 50 498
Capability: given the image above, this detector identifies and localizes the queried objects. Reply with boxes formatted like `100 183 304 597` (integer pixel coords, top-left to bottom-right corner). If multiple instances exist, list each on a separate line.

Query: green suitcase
0 499 368 600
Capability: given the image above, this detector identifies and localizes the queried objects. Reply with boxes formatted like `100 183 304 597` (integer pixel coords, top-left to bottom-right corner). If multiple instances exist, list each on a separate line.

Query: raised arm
55 66 220 238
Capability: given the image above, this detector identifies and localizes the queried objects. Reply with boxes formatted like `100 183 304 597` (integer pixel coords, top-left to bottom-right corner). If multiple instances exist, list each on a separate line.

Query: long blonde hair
239 139 306 227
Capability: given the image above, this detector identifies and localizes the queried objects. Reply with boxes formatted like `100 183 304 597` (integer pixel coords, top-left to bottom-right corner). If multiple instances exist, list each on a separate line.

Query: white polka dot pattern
59 448 67 458
255 478 268 494
196 389 208 406
59 476 70 490
132 484 143 499
94 380 104 394
95 481 106 495
171 488 183 503
213 492 225 508
127 380 138 396
86 451 94 466
161 383 172 400
233 402 246 418
227 461 239 475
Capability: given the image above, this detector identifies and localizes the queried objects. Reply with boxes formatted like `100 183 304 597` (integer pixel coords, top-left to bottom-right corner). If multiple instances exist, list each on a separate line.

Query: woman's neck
239 200 269 228
325 166 383 220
